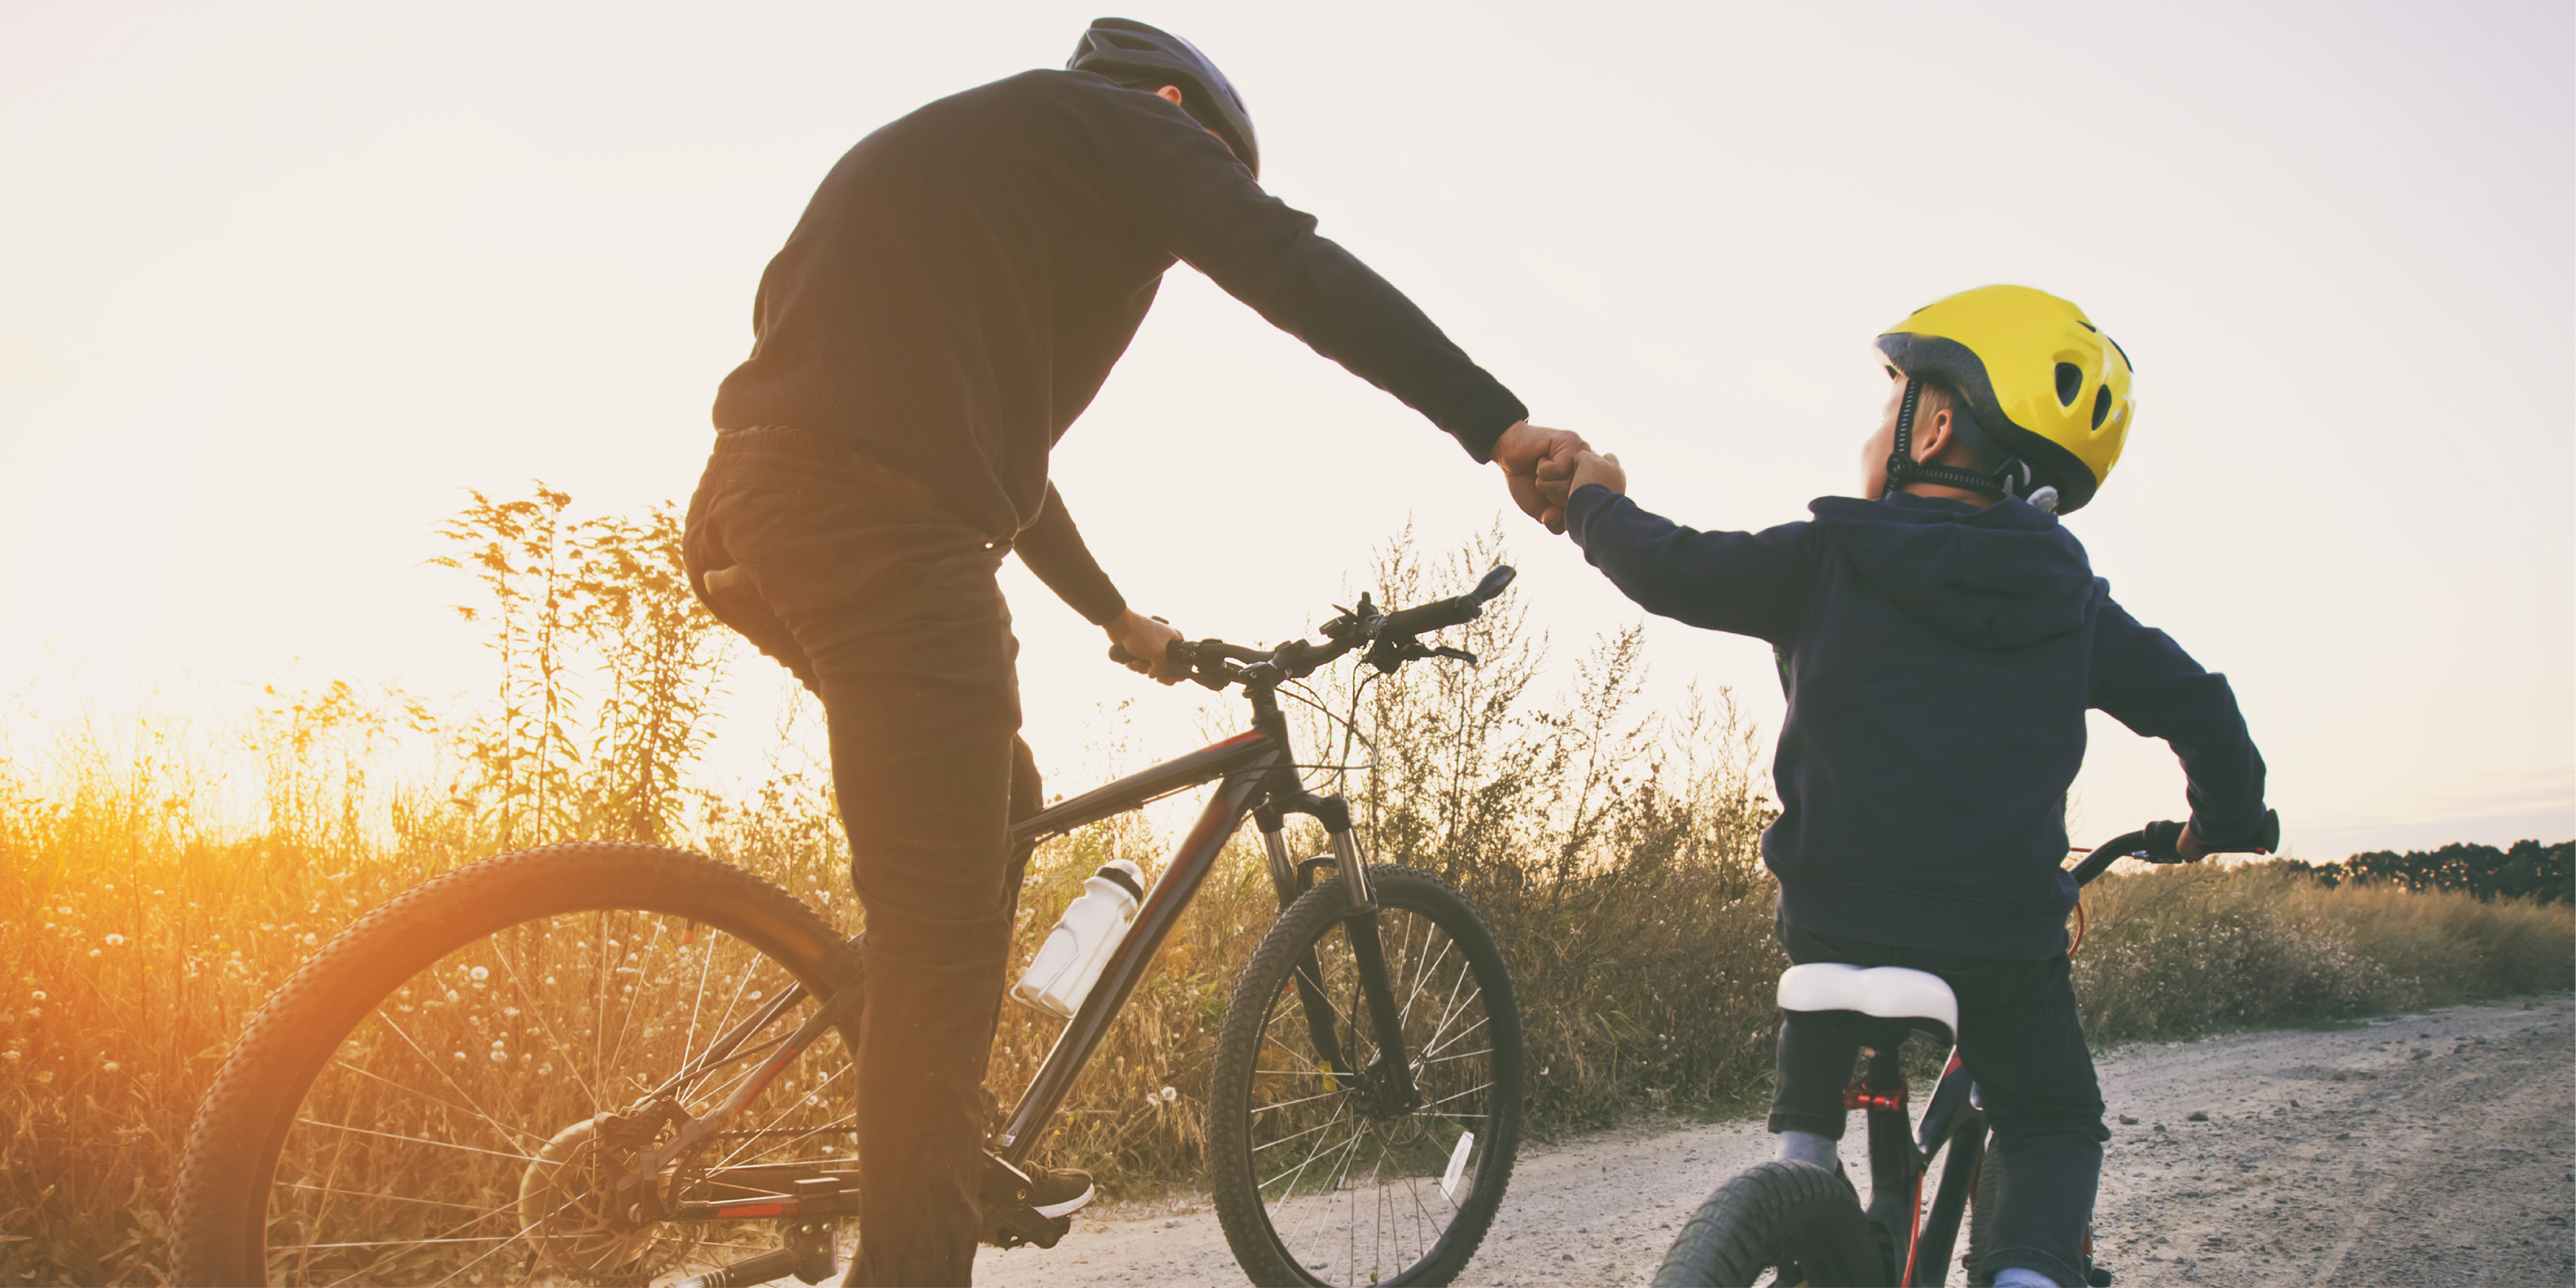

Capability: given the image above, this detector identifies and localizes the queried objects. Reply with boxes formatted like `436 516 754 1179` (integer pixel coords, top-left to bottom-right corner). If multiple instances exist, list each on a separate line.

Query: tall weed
3 513 2568 1283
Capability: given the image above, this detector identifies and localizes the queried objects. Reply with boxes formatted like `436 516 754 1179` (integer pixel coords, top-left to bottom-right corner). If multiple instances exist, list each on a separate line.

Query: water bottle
1010 859 1146 1019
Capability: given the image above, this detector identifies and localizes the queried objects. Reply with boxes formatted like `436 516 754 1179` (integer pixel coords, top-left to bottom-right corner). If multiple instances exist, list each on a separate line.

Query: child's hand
1568 450 1626 498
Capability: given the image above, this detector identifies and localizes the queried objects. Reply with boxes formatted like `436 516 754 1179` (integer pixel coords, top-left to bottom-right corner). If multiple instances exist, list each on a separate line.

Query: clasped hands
1493 419 1622 533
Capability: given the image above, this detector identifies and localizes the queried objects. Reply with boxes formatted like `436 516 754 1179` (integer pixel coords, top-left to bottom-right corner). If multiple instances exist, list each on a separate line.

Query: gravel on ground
974 995 2576 1287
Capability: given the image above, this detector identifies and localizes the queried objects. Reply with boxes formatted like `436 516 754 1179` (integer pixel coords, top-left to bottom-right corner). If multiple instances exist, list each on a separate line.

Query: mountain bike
1650 811 2278 1288
173 568 1530 1288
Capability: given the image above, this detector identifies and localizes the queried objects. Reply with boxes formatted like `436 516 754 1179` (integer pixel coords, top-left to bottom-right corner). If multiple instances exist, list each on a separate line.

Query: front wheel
1651 1160 1888 1287
1207 865 1526 1287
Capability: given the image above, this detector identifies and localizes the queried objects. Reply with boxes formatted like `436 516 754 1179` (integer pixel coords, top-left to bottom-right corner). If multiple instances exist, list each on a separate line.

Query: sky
3 1 2569 858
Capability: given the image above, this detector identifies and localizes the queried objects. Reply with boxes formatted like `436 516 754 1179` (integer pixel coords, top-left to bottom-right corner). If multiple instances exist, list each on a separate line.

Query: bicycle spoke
363 1009 546 1154
478 932 604 1108
1247 1086 1346 1119
708 1061 851 1171
1230 887 1511 1288
234 904 859 1287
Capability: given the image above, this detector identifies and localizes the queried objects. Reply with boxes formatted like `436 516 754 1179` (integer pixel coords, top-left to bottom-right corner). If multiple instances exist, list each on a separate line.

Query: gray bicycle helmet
1067 17 1259 177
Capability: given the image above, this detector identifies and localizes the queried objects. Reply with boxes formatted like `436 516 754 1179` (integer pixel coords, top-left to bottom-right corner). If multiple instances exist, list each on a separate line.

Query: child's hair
1912 381 2014 475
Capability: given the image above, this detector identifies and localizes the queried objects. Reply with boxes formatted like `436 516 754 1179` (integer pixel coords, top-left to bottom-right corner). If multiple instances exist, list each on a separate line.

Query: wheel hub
518 1107 696 1285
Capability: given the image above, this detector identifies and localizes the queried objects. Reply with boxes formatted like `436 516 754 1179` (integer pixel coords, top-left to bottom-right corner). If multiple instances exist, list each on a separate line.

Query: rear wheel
1651 1160 1887 1288
1208 865 1526 1287
172 844 864 1287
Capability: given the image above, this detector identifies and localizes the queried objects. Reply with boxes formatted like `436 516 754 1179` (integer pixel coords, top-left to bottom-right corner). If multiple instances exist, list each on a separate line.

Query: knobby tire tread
1961 1145 2003 1287
171 842 860 1287
1206 865 1527 1287
1651 1160 1885 1288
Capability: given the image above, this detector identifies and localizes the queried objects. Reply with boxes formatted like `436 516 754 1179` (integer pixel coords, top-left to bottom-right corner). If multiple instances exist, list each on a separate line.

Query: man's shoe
1027 1166 1095 1218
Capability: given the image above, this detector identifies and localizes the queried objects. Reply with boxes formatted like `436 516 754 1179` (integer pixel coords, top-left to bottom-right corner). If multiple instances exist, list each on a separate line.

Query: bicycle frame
996 681 1388 1164
639 679 1401 1271
1850 1044 1988 1286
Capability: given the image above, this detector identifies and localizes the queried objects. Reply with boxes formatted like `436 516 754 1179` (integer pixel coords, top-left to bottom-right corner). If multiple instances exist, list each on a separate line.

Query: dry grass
3 513 2566 1284
2073 861 2574 1044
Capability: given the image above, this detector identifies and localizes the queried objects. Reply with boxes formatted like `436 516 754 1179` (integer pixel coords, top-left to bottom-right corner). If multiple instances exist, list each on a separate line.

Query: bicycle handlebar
1106 565 1517 690
1379 566 1516 639
2067 809 2280 887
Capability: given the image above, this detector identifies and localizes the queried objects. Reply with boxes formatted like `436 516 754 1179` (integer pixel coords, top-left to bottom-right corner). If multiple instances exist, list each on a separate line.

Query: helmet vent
2091 385 2113 430
2054 363 2083 406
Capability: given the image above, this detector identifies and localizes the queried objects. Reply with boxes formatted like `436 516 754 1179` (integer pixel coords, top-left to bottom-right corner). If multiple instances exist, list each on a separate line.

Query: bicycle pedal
982 1203 1073 1249
976 1150 1072 1249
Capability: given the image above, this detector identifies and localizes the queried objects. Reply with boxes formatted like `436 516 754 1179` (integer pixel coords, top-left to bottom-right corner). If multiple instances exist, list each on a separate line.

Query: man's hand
2175 822 2210 862
2174 821 2269 862
1492 419 1588 533
1106 609 1184 684
1567 449 1625 500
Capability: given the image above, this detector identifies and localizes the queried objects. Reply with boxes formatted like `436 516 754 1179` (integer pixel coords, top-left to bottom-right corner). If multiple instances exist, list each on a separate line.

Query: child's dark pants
1767 919 2110 1288
683 426 1041 1287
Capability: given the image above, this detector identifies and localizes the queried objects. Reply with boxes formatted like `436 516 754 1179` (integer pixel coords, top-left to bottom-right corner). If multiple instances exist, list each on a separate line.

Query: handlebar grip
1380 595 1480 638
1108 639 1199 670
2140 819 2188 861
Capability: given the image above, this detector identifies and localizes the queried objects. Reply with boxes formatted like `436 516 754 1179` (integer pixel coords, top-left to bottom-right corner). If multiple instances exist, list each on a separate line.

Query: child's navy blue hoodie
1567 484 2268 960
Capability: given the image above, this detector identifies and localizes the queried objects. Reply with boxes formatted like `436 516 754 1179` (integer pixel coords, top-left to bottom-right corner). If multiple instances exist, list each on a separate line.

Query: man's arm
1562 475 1815 644
1088 82 1529 462
1017 484 1183 681
2088 589 2271 849
1016 483 1127 627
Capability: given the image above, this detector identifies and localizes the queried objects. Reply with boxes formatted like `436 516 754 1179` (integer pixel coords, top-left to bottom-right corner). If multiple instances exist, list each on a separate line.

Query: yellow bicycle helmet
1874 285 2136 513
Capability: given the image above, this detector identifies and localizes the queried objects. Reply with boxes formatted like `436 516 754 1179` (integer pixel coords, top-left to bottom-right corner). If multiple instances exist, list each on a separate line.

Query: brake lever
1432 645 1478 665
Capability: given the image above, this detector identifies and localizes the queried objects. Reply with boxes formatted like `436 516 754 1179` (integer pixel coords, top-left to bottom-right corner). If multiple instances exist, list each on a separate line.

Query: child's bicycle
1649 811 2277 1288
173 569 1530 1288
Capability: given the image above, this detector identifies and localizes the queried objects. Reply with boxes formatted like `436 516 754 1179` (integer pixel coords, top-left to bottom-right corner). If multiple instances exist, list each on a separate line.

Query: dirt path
976 996 2575 1287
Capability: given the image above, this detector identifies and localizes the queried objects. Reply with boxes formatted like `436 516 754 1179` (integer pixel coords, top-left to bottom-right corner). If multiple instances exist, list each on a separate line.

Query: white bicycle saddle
1776 963 1958 1045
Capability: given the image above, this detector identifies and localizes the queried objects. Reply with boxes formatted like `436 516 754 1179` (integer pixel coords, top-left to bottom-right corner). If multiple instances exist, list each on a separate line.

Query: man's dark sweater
713 69 1528 623
1567 484 2268 959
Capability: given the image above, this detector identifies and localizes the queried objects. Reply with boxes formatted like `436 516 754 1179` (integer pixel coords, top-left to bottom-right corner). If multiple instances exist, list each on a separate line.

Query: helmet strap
1884 379 2015 500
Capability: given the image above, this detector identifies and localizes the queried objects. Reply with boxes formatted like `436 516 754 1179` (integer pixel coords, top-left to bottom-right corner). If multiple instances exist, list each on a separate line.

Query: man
681 18 1582 1285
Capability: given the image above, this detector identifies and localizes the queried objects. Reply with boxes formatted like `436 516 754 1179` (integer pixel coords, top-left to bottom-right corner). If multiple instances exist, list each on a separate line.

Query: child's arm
1561 452 1814 643
2089 592 2271 849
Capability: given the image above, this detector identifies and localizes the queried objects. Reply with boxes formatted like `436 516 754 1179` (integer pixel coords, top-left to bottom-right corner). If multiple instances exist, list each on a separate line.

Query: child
1559 285 2272 1288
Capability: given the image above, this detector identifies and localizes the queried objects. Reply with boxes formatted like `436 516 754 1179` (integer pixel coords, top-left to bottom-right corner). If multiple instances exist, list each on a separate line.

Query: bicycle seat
1776 963 1957 1047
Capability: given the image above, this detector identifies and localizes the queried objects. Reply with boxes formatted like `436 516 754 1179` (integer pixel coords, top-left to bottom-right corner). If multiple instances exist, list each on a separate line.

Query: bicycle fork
1257 802 1422 1112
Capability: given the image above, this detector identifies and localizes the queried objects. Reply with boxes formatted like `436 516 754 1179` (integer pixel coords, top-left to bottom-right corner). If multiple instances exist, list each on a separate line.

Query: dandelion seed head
468 966 490 983
30 991 44 1003
104 934 126 947
87 950 100 960
102 1061 120 1074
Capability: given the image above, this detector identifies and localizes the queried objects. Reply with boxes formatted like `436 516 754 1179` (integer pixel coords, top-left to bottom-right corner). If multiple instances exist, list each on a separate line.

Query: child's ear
1917 406 1954 463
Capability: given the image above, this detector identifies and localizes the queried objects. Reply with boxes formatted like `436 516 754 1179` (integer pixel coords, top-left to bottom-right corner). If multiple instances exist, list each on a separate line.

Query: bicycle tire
1207 864 1526 1287
1651 1160 1887 1288
171 843 863 1287
1961 1145 2003 1286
